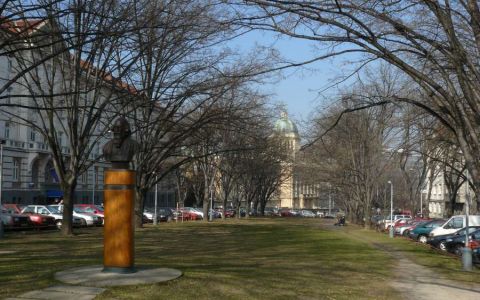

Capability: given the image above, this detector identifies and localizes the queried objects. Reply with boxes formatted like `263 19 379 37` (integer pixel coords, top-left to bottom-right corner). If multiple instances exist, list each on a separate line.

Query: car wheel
403 230 409 237
56 220 62 229
439 240 447 251
454 244 463 256
418 235 427 243
80 218 87 227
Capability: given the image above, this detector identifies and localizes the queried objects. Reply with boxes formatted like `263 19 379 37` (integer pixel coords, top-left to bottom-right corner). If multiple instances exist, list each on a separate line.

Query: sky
230 30 358 131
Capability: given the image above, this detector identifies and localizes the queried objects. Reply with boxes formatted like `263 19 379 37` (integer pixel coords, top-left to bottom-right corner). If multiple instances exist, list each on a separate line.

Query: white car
429 215 480 237
300 210 316 218
383 214 412 231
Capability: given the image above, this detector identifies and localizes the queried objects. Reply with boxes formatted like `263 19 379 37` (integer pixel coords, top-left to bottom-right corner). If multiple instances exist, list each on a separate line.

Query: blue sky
230 30 357 131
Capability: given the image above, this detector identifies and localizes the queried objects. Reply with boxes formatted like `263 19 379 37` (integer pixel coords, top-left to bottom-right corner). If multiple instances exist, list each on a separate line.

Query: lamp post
463 171 472 271
328 183 331 216
154 173 158 226
0 139 5 206
387 180 394 238
209 188 213 222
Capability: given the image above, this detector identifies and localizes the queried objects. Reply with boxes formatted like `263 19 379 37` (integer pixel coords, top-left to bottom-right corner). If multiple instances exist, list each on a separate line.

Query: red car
3 204 56 230
224 209 235 218
279 208 295 217
177 209 198 221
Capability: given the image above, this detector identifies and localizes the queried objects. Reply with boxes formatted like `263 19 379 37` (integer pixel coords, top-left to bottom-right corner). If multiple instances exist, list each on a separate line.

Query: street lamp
0 139 5 206
209 187 213 222
463 171 472 271
387 180 394 238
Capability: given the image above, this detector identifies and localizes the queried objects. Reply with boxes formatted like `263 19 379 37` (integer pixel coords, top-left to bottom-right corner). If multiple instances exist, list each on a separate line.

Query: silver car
50 205 102 227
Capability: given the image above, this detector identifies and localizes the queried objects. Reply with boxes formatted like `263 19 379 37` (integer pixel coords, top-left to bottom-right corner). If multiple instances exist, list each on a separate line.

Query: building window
30 128 36 141
81 171 87 184
4 122 10 139
13 158 20 182
6 86 12 104
57 131 63 146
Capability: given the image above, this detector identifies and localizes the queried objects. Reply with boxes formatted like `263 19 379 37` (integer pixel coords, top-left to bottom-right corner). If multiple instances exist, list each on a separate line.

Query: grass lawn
1 218 477 299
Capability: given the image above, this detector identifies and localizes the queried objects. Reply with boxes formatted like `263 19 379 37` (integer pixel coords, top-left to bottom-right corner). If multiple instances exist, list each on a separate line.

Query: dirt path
328 224 480 300
391 255 480 300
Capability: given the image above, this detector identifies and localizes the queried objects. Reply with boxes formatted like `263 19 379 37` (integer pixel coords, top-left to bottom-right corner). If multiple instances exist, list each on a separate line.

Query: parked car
1 205 32 230
470 239 480 264
158 208 174 222
397 219 430 236
74 204 104 217
143 208 156 223
74 204 104 225
392 218 412 234
208 209 222 219
171 209 189 221
22 205 84 229
429 215 480 237
428 226 480 252
299 210 316 218
383 214 412 231
239 208 247 217
224 209 235 218
262 207 277 216
444 228 480 255
183 207 204 219
409 219 445 243
50 204 102 227
3 204 56 230
279 208 295 217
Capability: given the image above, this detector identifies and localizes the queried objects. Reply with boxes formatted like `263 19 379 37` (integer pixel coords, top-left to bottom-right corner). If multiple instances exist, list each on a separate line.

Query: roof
1 17 138 95
274 111 299 137
0 18 46 35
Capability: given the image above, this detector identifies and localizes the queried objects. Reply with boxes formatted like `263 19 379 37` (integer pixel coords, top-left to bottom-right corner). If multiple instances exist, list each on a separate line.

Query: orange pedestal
103 169 135 273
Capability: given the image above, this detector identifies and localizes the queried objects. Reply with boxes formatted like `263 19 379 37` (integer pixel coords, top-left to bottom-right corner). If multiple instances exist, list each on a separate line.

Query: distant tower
274 110 300 155
273 110 300 208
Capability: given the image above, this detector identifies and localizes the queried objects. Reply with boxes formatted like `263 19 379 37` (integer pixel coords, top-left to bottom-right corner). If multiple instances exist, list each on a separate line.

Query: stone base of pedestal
55 265 182 287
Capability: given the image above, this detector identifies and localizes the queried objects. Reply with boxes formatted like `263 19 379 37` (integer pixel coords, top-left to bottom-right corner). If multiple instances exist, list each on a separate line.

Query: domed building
270 110 326 211
271 111 300 208
274 111 300 152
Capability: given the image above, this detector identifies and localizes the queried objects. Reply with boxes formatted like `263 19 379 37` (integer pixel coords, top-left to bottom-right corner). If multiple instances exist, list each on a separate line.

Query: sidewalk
5 285 105 300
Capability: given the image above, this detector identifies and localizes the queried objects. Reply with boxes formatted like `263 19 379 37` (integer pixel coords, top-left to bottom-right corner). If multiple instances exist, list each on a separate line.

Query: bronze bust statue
103 117 139 169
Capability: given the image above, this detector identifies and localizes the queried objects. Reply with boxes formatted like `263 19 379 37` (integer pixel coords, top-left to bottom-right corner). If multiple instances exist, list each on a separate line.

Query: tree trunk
203 175 210 222
60 180 76 235
134 187 146 228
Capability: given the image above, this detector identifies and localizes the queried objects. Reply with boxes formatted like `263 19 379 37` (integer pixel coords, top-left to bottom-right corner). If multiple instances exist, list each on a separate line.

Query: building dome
274 111 299 137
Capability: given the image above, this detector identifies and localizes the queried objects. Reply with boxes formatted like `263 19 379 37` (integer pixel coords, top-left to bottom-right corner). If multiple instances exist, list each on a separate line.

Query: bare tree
304 92 395 226
1 0 143 234
230 0 480 211
117 0 272 227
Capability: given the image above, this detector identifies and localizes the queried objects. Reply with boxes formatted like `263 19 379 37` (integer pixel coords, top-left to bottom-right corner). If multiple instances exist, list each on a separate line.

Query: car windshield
94 205 104 212
73 207 84 213
46 206 60 214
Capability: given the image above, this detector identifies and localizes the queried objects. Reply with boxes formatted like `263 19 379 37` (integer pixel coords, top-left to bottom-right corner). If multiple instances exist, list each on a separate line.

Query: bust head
103 117 138 169
111 117 131 148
